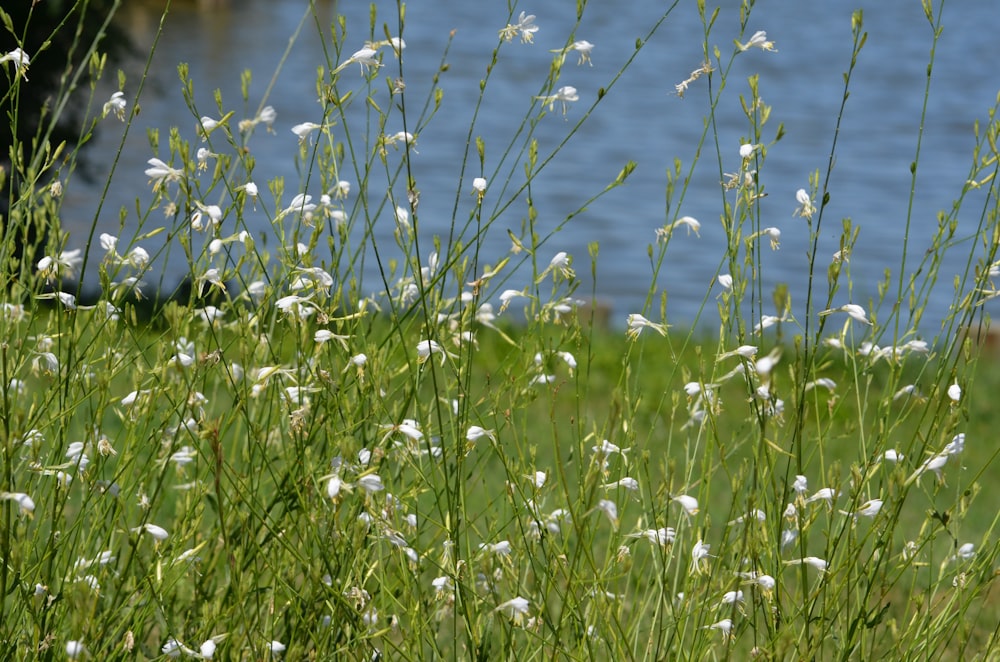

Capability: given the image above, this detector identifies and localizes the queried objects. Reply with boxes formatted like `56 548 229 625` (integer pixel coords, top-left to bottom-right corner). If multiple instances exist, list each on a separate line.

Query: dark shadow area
1 1 132 281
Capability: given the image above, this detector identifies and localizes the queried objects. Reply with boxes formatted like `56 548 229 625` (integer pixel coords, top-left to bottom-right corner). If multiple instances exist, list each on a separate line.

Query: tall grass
1 1 999 659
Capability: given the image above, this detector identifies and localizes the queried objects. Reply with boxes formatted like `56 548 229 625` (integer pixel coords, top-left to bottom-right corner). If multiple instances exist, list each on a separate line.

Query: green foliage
1 1 1000 660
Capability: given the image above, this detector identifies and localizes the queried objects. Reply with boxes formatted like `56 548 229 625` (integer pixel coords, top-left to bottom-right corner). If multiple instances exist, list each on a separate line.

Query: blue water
64 0 1000 335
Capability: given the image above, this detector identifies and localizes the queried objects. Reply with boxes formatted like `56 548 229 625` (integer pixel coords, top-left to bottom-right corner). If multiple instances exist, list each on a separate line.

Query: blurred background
23 0 1000 334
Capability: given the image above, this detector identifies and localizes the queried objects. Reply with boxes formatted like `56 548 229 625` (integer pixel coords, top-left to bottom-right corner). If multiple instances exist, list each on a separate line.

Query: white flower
900 339 929 354
626 313 668 339
278 194 317 221
728 509 766 525
819 303 872 325
738 30 777 52
536 86 579 114
538 251 574 283
198 268 225 293
99 233 118 255
294 267 334 291
349 47 381 72
592 440 629 456
334 47 381 74
386 131 417 152
718 274 733 290
657 216 701 241
947 383 962 402
691 539 711 574
705 618 733 636
257 105 277 125
369 36 406 54
472 177 487 201
196 147 216 170
754 314 787 333
199 639 217 658
326 474 347 499
275 294 313 317
291 122 322 143
514 12 539 42
37 249 83 281
66 440 86 463
794 188 816 218
240 182 259 206
194 306 226 326
531 375 556 386
628 527 675 546
498 289 528 314
132 522 169 541
0 48 31 79
754 348 782 376
268 640 286 655
36 292 77 310
718 345 757 361
672 494 699 516
480 540 512 555
805 377 837 392
944 433 965 455
763 226 781 250
393 205 410 231
557 351 577 370
433 576 454 594
357 474 385 493
755 574 776 592
552 40 595 66
792 475 808 495
0 491 35 514
313 329 349 348
70 551 116 574
160 635 191 656
169 446 197 466
596 499 618 525
570 40 594 65
241 105 276 132
191 205 222 232
495 596 530 621
65 640 85 659
362 608 378 628
120 390 145 407
466 426 496 443
196 116 223 140
500 12 539 43
103 91 127 121
144 157 183 188
785 556 828 572
674 61 713 97
416 339 454 364
883 449 904 462
603 477 639 491
739 143 758 159
842 498 883 518
951 543 976 562
805 488 837 505
128 247 150 269
907 453 949 484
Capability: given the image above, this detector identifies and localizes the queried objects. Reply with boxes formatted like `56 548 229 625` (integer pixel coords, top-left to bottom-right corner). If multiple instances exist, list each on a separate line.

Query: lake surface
62 0 1000 336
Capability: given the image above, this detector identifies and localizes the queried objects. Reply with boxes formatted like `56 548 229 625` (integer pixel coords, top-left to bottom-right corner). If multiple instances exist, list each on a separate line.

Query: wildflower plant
1 1 999 660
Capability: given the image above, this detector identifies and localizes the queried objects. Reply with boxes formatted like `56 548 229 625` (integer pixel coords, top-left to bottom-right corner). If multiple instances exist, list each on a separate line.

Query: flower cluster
1 5 993 660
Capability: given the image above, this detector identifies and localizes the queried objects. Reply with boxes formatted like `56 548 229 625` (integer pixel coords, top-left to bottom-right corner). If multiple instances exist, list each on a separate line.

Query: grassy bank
1 301 998 659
